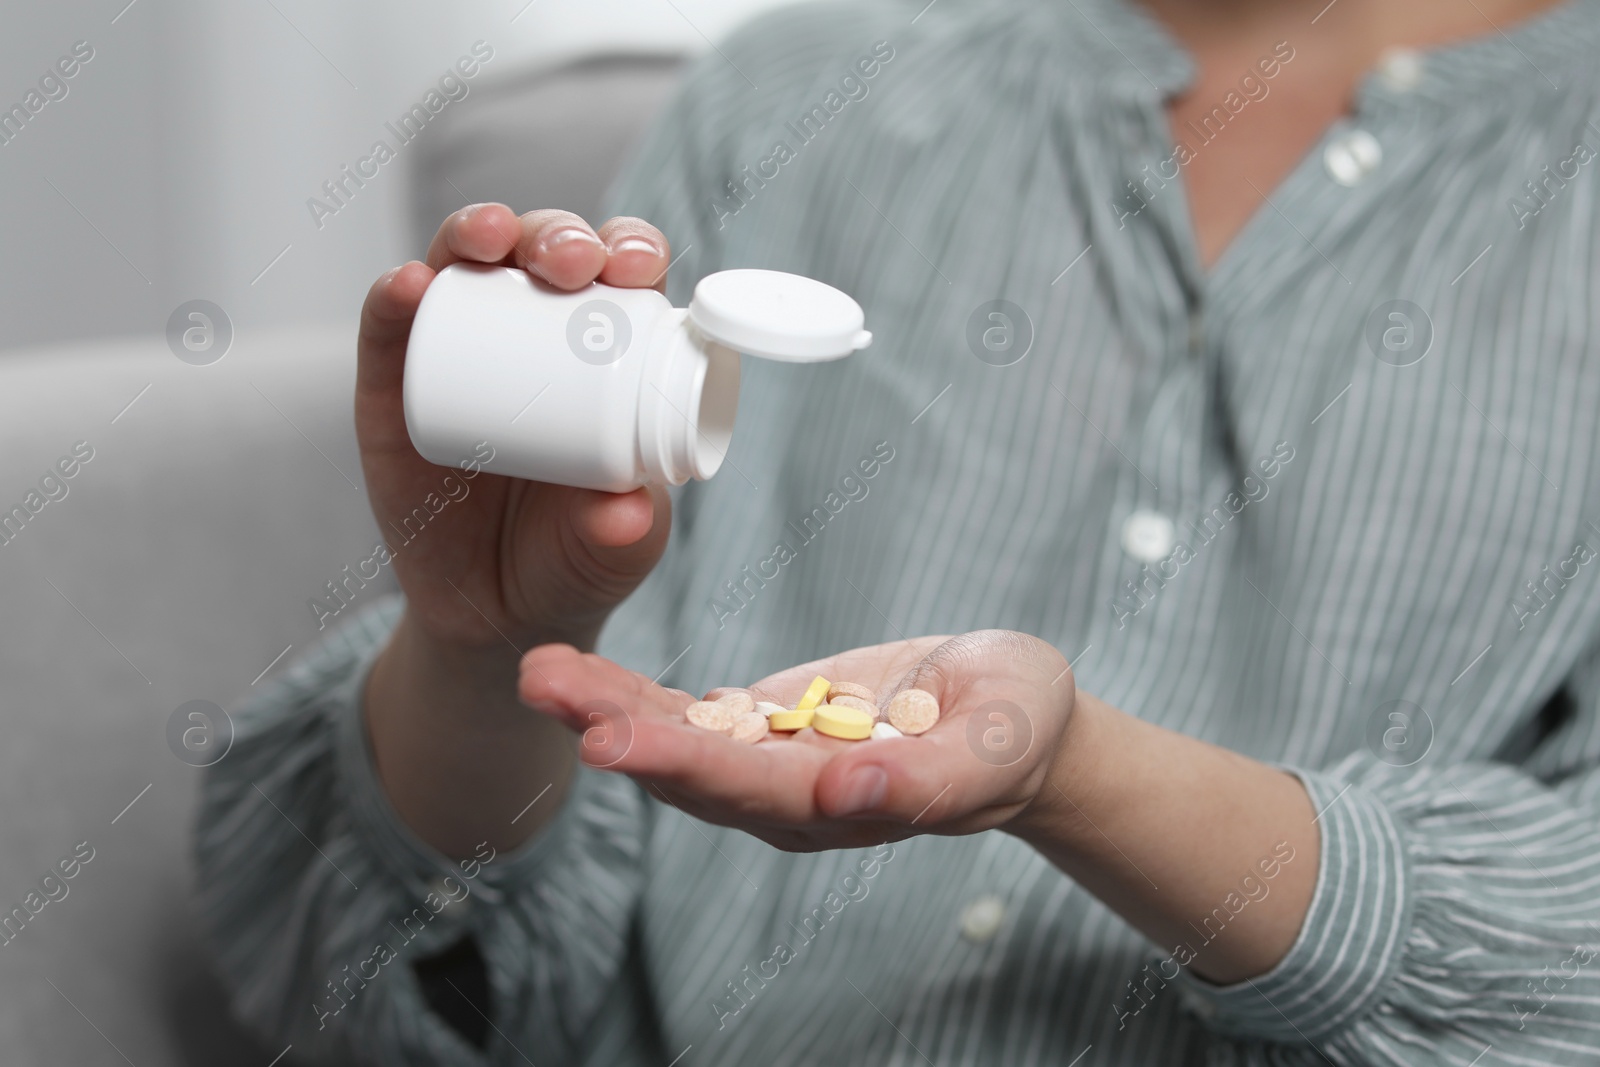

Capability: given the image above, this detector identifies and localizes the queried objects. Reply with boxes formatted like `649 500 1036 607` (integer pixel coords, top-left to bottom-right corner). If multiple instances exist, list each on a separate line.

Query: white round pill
870 721 903 740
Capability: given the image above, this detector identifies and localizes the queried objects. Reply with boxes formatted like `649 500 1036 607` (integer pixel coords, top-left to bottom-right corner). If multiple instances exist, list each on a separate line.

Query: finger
595 217 671 293
363 204 522 432
644 777 895 854
516 645 832 823
422 203 524 271
563 482 667 551
518 643 676 721
815 631 1069 825
812 727 1003 828
617 708 889 826
632 713 980 840
549 483 672 598
511 209 608 289
626 669 693 704
356 261 435 454
357 261 432 387
618 717 836 824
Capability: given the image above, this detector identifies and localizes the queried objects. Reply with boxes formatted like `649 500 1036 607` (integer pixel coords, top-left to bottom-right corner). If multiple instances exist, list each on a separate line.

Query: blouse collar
1022 0 1600 107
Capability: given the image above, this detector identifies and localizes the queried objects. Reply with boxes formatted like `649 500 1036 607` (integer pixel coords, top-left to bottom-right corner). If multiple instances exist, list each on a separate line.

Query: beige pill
886 689 940 735
828 681 876 704
827 694 878 718
686 700 738 734
730 710 770 744
716 690 756 716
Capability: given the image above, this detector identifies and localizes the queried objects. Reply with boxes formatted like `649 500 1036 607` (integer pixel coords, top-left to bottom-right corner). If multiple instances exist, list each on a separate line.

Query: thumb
559 480 673 581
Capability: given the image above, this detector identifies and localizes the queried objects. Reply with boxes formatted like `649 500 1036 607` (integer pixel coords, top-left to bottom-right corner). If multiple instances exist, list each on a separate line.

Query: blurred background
0 1 786 1062
2 0 791 348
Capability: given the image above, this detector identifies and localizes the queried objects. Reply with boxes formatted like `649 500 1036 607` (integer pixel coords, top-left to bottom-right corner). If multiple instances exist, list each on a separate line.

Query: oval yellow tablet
794 675 832 712
812 703 873 741
768 707 815 732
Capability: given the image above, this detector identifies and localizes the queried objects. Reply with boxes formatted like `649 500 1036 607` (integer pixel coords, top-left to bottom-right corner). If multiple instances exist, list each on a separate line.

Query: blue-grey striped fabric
196 1 1600 1063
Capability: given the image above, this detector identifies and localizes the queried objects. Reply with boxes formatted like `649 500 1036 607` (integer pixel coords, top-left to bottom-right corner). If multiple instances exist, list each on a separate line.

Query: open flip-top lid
687 268 873 362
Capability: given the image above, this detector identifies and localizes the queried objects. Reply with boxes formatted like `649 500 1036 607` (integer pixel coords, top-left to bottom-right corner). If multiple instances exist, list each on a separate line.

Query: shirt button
1324 129 1382 187
1376 48 1425 91
959 894 1006 942
1121 510 1176 564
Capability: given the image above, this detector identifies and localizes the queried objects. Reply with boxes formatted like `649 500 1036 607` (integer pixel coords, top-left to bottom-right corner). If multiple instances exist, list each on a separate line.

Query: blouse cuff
1171 770 1414 1043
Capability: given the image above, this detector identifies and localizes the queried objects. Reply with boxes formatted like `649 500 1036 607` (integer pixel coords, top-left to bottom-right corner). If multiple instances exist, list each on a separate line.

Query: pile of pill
683 675 940 744
685 689 768 743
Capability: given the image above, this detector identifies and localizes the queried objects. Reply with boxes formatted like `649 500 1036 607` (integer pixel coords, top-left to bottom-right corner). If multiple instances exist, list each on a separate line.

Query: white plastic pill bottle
404 264 872 492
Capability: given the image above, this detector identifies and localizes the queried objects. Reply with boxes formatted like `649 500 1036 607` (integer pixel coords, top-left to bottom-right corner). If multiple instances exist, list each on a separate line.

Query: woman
197 0 1600 1063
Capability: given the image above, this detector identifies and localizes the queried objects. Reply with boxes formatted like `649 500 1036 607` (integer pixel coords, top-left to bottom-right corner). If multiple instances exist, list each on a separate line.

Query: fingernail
834 766 889 815
536 227 602 255
610 236 663 257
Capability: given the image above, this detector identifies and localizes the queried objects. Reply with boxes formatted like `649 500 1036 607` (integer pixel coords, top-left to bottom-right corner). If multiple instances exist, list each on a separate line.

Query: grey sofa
0 52 682 1065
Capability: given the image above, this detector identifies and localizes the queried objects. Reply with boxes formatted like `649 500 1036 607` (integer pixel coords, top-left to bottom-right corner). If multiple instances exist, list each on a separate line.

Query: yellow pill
812 703 874 741
769 707 815 732
795 675 832 712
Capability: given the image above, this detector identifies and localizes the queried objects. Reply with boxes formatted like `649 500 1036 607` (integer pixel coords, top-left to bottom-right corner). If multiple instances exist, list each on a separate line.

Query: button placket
1185 309 1205 358
1096 96 1225 624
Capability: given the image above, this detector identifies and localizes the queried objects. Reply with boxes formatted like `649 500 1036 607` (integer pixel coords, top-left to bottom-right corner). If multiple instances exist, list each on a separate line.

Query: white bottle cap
687 269 873 362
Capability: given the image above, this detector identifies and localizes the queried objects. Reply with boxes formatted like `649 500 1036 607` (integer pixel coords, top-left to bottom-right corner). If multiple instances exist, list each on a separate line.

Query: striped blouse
196 1 1600 1063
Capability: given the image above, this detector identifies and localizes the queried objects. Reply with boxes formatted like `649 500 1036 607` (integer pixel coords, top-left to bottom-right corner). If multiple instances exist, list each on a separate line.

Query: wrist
366 608 579 857
373 610 543 727
403 592 604 664
1007 689 1130 854
1005 689 1322 984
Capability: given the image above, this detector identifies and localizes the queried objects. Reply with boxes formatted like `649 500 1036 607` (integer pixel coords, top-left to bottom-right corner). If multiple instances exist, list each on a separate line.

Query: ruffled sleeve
193 596 653 1066
1174 657 1600 1065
